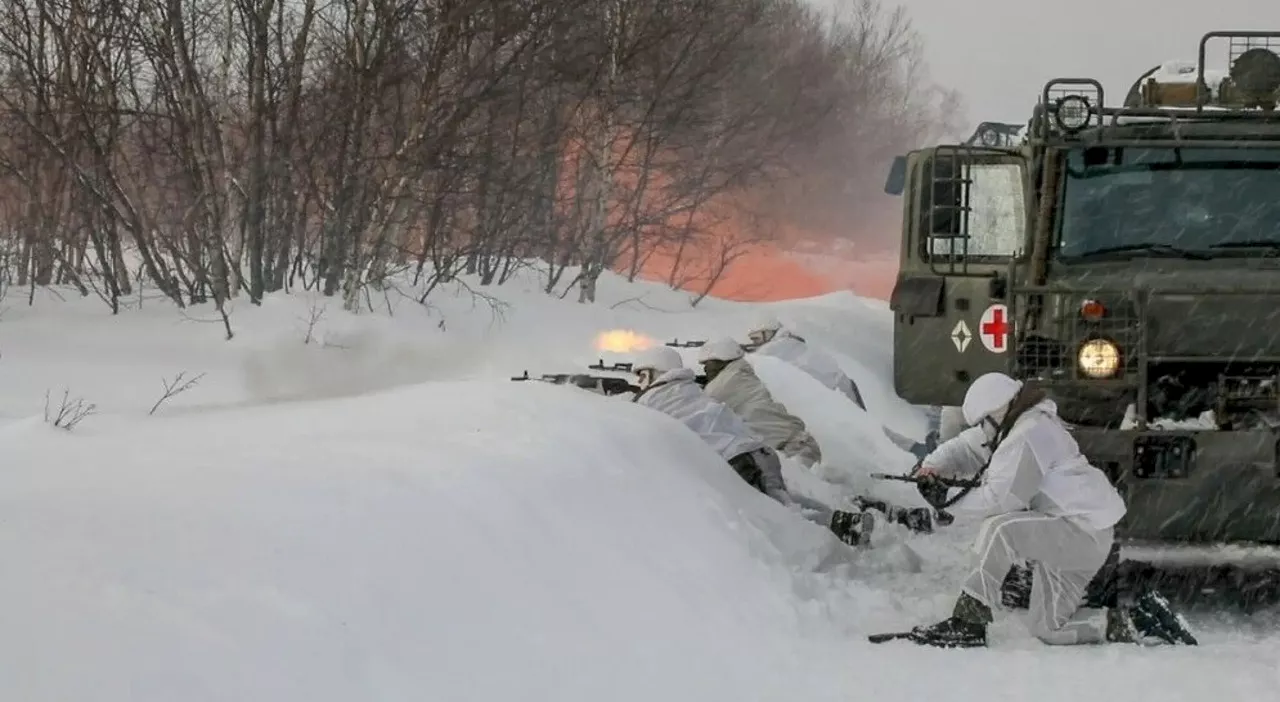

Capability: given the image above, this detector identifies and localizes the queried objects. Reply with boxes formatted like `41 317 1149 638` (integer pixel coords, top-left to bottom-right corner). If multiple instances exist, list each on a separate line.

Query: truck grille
1011 286 1280 379
1009 285 1280 427
1009 287 1144 383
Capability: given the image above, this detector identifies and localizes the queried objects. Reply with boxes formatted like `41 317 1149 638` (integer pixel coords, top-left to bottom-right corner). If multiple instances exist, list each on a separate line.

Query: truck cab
888 31 1280 546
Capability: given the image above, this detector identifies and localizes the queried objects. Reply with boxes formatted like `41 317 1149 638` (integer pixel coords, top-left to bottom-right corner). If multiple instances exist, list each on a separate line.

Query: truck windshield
1056 147 1280 259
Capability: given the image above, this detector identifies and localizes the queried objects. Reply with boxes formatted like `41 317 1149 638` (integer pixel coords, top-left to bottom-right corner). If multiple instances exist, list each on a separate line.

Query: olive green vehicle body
887 31 1280 546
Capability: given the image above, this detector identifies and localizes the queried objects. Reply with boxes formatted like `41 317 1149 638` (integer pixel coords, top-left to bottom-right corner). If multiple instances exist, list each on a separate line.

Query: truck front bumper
1073 428 1280 544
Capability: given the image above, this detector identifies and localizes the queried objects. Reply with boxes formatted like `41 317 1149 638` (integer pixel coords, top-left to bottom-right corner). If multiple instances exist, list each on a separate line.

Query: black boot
1128 590 1198 645
829 509 875 547
893 506 935 534
849 495 888 513
907 593 990 648
849 498 934 534
1105 606 1140 643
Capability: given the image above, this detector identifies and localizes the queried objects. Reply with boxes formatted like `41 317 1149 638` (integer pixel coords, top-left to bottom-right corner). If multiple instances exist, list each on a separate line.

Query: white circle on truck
979 304 1010 353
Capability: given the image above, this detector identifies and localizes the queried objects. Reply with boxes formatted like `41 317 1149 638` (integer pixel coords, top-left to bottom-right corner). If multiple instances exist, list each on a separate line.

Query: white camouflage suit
747 315 866 409
921 372 1127 645
630 348 790 503
745 315 934 457
697 339 823 468
630 347 878 548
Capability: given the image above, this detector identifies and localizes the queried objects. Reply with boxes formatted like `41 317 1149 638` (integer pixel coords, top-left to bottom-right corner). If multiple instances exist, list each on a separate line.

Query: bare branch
43 388 96 430
149 371 207 416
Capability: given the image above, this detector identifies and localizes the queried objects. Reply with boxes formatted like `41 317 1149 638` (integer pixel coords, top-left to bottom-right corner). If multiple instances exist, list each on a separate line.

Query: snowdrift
0 267 927 455
1 266 1277 701
0 380 858 701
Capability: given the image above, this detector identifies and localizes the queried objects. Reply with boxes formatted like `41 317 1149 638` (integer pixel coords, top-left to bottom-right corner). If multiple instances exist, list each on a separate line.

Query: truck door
889 146 1029 407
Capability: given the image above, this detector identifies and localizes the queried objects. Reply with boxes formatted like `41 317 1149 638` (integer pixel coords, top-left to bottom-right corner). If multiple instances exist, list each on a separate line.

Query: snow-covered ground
0 267 1276 701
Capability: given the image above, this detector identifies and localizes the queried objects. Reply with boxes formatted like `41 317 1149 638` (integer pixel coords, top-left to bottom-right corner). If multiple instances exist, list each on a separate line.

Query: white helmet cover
747 312 783 336
633 346 685 374
697 338 745 363
961 372 1023 427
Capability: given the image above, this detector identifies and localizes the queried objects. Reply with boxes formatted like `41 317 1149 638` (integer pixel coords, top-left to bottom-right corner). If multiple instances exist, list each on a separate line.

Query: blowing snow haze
809 0 1280 127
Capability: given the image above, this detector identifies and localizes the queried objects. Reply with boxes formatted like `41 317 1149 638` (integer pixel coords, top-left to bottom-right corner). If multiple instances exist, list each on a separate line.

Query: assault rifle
665 338 761 352
587 360 633 372
869 472 981 489
870 471 980 517
586 359 708 387
510 370 639 396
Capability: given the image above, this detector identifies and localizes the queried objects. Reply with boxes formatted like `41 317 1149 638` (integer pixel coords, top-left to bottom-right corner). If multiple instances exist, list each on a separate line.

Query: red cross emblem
979 304 1010 353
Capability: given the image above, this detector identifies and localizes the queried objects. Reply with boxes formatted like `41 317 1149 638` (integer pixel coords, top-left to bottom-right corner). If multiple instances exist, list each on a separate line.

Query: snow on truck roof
1147 59 1229 89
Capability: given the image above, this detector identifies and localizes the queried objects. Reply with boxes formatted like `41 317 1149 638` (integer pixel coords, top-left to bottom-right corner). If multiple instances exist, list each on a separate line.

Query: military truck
885 30 1280 549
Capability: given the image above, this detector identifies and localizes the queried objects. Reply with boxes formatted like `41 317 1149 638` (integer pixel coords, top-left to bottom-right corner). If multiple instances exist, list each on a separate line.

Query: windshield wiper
1208 241 1280 256
1071 243 1212 260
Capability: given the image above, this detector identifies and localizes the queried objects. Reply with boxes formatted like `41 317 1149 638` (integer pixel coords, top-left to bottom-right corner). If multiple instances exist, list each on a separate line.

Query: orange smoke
638 241 898 302
594 329 657 353
634 240 835 300
551 107 902 303
620 203 901 302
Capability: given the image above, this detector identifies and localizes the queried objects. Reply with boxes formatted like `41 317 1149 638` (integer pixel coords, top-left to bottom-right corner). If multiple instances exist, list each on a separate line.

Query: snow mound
749 354 914 490
4 369 1274 701
2 266 1278 700
750 292 926 441
0 268 928 440
0 381 844 700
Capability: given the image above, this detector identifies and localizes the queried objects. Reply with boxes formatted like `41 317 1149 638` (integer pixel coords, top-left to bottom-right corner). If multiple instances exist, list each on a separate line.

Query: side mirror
884 155 907 195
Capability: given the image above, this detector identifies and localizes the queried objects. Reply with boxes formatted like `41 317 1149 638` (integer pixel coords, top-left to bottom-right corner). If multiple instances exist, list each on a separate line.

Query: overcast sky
809 0 1280 131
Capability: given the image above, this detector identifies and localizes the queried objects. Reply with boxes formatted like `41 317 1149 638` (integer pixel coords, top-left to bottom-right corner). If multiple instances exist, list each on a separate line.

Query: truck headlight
1054 95 1091 131
1078 339 1121 378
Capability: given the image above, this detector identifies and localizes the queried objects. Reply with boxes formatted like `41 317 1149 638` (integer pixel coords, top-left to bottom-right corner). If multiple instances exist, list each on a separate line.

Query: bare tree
0 0 960 315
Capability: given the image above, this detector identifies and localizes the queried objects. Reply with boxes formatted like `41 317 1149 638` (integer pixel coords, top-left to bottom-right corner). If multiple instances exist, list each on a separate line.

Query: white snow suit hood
960 371 1023 445
633 367 766 462
752 330 865 409
701 358 822 467
962 372 1023 426
633 346 685 376
922 396 1126 533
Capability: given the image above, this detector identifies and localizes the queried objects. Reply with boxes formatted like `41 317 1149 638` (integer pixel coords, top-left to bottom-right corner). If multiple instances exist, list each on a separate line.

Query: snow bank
0 268 928 442
0 381 858 701
754 291 927 441
4 373 1274 702
2 266 1277 701
749 355 915 493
